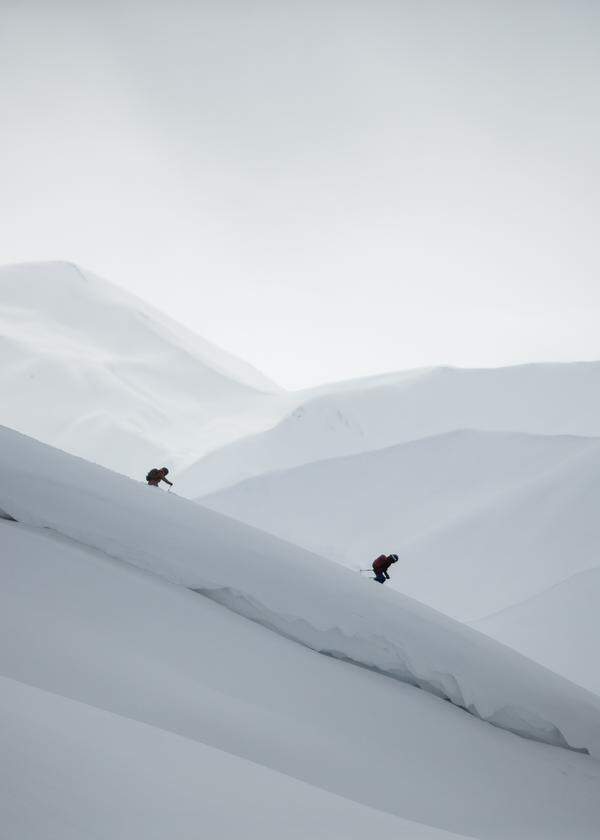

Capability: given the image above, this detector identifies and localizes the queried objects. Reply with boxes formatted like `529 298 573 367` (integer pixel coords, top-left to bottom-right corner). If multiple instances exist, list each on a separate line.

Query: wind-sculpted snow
197 586 590 753
9 523 598 839
2 424 600 759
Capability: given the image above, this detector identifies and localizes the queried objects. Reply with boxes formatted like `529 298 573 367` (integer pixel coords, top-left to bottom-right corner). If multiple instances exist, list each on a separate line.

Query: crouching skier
372 553 399 584
146 467 174 488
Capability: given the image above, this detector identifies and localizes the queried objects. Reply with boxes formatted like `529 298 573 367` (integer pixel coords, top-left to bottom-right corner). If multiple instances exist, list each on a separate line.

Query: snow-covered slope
199 429 600 621
474 566 600 696
3 675 471 840
5 524 593 840
2 442 600 837
0 262 282 478
177 361 600 496
2 425 600 765
396 432 600 622
200 427 600 694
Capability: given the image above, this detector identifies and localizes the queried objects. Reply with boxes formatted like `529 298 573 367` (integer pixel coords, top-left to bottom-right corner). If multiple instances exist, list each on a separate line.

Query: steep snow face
177 361 600 496
474 566 600 696
200 429 600 620
0 262 282 477
7 524 599 840
200 427 600 693
2 425 600 763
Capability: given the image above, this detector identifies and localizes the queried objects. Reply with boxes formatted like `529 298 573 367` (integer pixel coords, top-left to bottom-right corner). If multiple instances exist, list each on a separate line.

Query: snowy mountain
5 260 599 512
200 428 600 690
2 424 600 839
474 565 600 696
4 261 600 836
199 429 600 615
177 361 600 496
0 262 283 478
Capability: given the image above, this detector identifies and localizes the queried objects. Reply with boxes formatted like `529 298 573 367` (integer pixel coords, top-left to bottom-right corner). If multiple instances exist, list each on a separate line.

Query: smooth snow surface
2 675 472 840
475 566 600 696
2 520 600 840
0 261 282 477
2 425 600 765
177 361 600 496
200 429 600 620
4 260 600 837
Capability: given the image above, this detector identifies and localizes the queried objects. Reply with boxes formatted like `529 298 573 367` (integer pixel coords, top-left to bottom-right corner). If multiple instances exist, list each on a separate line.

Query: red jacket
372 554 393 574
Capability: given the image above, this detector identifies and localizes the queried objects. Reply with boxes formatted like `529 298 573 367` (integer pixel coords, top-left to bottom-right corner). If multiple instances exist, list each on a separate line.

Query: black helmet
161 467 169 475
389 553 399 562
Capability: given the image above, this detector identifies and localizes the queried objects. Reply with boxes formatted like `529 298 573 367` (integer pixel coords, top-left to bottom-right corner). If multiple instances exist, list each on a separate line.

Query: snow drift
8 518 599 839
0 523 488 840
2 425 600 760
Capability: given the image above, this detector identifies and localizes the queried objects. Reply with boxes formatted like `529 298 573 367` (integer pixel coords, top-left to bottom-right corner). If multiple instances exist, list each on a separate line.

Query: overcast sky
2 0 599 388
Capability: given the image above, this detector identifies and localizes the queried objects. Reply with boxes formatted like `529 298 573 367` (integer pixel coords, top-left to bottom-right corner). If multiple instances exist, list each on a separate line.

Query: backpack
372 554 388 573
146 468 161 482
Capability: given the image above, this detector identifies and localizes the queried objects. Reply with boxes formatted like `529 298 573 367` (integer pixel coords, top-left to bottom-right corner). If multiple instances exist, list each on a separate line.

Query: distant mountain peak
0 261 283 477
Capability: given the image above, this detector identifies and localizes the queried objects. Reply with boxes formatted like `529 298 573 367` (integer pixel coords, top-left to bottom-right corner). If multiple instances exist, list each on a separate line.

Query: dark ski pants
374 572 387 584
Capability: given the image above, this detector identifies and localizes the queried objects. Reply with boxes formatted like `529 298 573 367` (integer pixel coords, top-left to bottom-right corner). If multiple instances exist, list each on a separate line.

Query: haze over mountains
5 261 600 490
0 262 282 477
178 360 600 497
3 261 600 837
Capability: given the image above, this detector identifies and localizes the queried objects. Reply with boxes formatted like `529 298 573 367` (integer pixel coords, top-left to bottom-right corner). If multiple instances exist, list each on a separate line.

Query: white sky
2 0 600 388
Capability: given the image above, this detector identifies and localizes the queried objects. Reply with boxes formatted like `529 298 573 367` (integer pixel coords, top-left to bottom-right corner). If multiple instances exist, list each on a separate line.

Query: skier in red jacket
372 553 399 584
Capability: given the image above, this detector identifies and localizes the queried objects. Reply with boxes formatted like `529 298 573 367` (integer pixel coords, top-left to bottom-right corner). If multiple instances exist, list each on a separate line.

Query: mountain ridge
0 261 285 476
178 359 600 496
